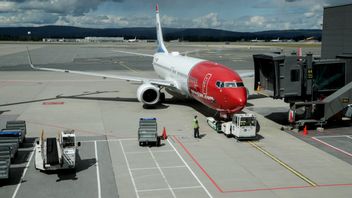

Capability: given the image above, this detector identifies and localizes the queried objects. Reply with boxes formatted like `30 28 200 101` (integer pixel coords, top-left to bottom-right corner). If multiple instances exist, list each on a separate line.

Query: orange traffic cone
161 127 168 140
303 125 308 136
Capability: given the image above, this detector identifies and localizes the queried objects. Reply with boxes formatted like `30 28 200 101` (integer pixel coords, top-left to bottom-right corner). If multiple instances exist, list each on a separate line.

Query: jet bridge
254 53 352 128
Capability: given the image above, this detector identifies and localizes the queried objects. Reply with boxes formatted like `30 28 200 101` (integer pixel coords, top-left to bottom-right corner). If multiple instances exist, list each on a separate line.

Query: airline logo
202 73 212 95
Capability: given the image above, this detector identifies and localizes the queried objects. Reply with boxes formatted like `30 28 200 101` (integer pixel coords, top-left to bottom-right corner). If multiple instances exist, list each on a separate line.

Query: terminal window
290 69 300 82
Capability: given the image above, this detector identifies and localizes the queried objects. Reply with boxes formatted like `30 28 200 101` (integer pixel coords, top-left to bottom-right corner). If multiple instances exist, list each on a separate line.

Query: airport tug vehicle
35 130 81 171
207 114 257 140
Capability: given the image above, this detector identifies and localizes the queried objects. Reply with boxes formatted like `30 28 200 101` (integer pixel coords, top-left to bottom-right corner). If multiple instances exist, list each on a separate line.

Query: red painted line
42 101 64 105
318 183 352 188
173 136 224 193
312 137 352 157
223 185 312 193
173 135 352 193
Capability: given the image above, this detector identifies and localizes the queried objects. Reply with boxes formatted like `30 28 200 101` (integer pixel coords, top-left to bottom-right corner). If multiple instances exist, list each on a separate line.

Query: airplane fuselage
153 52 247 116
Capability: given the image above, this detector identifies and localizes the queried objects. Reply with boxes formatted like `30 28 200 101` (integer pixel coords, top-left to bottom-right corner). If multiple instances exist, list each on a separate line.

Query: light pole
27 31 31 41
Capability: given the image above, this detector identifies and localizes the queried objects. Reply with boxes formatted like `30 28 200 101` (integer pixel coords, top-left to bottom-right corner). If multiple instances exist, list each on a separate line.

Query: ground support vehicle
35 130 81 171
138 118 161 146
207 114 257 140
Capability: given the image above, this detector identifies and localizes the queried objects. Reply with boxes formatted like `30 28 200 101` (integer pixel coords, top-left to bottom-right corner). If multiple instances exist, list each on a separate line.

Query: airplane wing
113 50 154 57
27 48 175 88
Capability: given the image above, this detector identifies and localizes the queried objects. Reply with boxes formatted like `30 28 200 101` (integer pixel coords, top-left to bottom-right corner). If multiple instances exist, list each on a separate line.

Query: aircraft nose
229 89 247 110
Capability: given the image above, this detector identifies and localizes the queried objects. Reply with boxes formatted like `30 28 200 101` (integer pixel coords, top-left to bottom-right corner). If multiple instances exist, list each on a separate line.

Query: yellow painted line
255 91 270 97
248 141 317 187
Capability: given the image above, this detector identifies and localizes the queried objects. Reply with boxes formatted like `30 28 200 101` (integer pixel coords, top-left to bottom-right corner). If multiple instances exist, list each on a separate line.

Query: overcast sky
0 0 351 31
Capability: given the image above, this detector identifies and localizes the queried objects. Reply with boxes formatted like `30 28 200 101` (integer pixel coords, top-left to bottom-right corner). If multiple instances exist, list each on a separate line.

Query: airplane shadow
41 151 96 182
247 94 267 100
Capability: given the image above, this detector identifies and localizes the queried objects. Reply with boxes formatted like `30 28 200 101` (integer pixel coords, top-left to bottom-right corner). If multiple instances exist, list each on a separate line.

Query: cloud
3 0 124 16
246 16 266 26
0 1 16 12
0 0 348 31
56 14 129 27
192 13 222 28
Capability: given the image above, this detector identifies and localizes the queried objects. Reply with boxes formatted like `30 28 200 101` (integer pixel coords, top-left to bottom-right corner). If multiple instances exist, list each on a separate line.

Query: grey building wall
322 4 352 59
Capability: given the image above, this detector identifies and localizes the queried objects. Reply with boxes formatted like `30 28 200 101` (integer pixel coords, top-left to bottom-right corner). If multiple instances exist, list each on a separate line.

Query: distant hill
0 25 322 41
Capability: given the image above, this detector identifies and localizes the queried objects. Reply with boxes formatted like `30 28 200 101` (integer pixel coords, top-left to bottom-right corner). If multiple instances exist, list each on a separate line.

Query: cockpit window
236 82 244 87
217 81 244 88
223 82 245 88
216 81 224 88
224 82 236 88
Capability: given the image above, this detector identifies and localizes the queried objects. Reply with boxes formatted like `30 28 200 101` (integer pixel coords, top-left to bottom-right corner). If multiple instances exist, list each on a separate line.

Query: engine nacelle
137 84 160 105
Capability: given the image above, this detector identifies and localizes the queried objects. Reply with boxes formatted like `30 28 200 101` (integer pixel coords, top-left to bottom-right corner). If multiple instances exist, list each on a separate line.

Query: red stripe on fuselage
187 61 247 114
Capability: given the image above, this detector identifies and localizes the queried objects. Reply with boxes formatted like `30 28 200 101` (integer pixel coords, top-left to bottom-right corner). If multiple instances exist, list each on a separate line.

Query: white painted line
148 147 176 198
126 150 174 154
131 165 186 171
345 136 352 140
94 141 102 198
119 140 139 198
80 138 135 143
314 135 350 139
11 148 35 198
312 137 352 157
137 185 202 193
167 139 213 198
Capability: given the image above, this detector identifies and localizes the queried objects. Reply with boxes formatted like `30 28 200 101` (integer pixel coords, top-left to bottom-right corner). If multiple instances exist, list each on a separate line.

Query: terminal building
322 4 352 59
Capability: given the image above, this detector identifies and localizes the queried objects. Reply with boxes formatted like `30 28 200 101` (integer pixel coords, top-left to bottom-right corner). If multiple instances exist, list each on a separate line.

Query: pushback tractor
207 114 257 140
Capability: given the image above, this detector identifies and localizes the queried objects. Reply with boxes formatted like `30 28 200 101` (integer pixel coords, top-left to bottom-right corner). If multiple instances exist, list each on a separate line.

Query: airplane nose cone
236 94 247 107
228 89 247 111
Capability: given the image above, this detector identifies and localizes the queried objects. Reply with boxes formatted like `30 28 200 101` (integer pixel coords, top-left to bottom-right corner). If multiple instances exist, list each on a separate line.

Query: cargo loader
35 130 81 171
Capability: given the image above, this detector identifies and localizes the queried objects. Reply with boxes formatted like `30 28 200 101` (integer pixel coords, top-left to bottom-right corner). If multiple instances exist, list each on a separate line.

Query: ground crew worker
193 115 200 138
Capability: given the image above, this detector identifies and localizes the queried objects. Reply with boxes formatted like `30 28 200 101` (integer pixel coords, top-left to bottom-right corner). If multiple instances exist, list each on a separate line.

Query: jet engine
137 84 160 105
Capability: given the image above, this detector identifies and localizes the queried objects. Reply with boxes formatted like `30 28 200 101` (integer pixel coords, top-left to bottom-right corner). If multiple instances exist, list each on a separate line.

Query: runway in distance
28 4 253 119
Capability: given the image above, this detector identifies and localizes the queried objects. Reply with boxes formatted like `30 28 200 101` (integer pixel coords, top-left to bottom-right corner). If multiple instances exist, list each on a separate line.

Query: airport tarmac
1 42 352 198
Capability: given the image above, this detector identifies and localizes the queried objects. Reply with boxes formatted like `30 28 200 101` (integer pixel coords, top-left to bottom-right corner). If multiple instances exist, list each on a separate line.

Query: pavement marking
80 138 135 143
119 140 140 198
168 137 213 198
130 165 186 171
117 60 138 73
94 141 102 198
345 136 352 140
125 150 175 154
312 137 352 157
173 136 223 193
248 141 317 187
11 148 35 198
148 147 177 198
137 186 202 193
313 135 351 139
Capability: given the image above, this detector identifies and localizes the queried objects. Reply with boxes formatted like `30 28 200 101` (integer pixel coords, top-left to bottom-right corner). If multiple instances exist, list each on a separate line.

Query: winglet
156 4 159 12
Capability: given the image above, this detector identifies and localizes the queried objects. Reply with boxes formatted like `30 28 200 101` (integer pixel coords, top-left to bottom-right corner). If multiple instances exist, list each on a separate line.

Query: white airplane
250 38 264 42
127 37 137 42
28 4 253 119
270 37 280 42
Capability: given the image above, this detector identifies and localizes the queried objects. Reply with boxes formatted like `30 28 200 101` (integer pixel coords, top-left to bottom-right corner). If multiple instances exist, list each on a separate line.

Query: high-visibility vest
193 119 199 128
